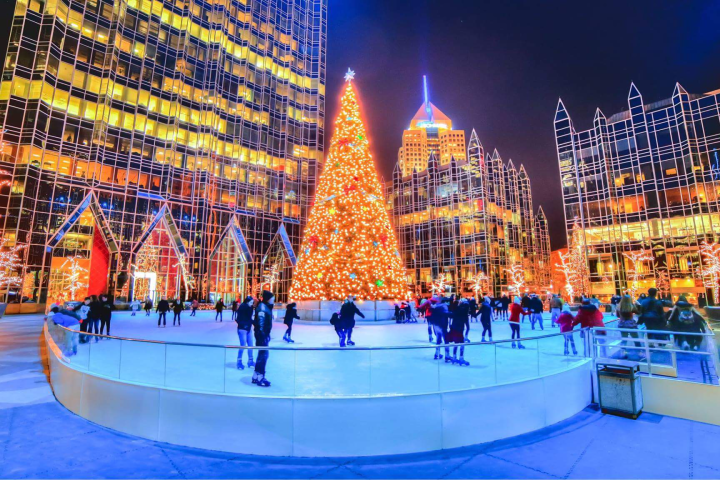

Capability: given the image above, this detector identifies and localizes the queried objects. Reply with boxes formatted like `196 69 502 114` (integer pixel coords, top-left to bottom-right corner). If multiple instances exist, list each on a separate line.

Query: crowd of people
47 294 115 355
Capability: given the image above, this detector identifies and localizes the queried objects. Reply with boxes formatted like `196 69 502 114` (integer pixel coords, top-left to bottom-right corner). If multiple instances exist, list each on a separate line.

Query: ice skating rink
49 309 613 398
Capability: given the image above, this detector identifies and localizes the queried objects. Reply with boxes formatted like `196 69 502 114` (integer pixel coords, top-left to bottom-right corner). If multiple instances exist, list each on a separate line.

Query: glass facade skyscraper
0 0 327 307
386 128 550 297
555 83 720 304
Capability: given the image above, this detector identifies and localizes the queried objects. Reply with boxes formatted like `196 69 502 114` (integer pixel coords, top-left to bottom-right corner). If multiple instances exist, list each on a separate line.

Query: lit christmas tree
58 255 89 301
290 70 409 301
698 242 720 305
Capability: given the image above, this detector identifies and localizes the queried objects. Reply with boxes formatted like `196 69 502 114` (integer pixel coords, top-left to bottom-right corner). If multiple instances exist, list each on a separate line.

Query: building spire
423 75 434 124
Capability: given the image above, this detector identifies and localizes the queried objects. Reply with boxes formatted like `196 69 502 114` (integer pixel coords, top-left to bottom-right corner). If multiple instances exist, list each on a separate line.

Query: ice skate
256 377 271 387
457 358 469 366
682 340 690 351
347 340 355 346
248 359 255 368
518 344 526 349
512 342 517 349
445 356 454 363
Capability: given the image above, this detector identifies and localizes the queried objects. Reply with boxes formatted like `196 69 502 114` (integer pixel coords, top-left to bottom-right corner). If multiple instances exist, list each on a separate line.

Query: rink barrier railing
47 318 614 398
590 325 719 385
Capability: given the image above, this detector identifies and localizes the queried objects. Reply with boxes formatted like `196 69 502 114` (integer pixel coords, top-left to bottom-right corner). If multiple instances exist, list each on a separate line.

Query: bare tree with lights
471 270 490 300
58 255 89 301
655 267 671 300
430 274 450 296
505 263 525 295
698 241 720 305
555 221 590 301
623 250 654 301
0 238 25 300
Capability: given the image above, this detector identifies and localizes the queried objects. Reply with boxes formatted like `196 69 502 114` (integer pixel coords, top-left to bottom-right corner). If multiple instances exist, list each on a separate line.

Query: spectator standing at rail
637 288 670 342
215 298 225 322
78 297 91 343
252 290 274 387
87 295 103 341
235 296 255 369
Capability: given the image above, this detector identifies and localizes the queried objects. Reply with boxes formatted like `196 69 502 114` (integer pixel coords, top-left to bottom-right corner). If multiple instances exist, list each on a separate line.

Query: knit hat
261 290 274 303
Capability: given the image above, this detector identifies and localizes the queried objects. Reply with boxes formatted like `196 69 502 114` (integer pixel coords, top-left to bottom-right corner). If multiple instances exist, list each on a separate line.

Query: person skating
429 298 450 361
99 294 113 336
339 296 364 346
190 299 198 316
78 297 91 343
637 288 670 342
231 298 239 322
468 297 479 323
447 298 470 365
144 297 153 316
283 302 300 343
129 298 141 316
252 290 274 387
418 298 434 343
215 299 225 322
235 296 254 369
479 296 493 342
549 295 563 327
156 296 170 327
528 294 544 330
509 297 528 349
500 294 510 321
172 299 183 326
575 299 606 356
555 305 578 355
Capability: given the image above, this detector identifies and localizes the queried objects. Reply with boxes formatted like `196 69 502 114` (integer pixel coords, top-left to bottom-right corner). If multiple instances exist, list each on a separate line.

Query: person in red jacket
555 305 578 355
574 300 606 356
508 296 529 349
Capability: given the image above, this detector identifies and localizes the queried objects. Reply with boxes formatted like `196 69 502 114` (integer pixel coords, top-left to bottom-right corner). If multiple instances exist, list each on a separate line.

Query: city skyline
324 0 720 249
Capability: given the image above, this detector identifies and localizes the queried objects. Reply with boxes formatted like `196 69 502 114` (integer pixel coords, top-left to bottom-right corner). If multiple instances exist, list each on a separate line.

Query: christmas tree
290 70 409 301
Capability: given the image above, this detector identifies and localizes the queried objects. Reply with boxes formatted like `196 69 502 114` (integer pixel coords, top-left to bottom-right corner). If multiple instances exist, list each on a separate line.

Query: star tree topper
344 68 355 82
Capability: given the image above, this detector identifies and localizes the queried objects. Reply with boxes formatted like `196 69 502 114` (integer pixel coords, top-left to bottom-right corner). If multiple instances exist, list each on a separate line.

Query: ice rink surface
51 310 614 398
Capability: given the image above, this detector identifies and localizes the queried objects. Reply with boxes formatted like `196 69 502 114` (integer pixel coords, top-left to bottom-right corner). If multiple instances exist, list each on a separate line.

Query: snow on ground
50 310 612 398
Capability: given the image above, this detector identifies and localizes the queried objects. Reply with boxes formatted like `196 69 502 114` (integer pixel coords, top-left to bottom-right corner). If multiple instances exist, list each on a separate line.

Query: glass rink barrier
46 321 611 398
590 324 720 385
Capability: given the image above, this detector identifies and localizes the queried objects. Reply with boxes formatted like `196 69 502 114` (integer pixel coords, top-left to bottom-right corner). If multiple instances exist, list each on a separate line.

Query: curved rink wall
44 323 594 457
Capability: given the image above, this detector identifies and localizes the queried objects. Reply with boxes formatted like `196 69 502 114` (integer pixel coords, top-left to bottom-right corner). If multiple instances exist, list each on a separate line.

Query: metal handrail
47 318 606 351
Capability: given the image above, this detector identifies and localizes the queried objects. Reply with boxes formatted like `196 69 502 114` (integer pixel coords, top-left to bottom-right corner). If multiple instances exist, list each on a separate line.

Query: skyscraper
0 0 327 308
397 76 465 177
555 83 720 304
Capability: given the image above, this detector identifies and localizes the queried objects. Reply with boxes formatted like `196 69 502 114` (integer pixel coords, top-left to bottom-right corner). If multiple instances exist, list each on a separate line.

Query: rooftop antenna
423 75 434 123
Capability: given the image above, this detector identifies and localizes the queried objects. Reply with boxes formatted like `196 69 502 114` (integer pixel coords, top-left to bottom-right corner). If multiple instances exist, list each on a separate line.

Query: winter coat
556 312 575 333
500 296 511 309
215 300 225 312
172 301 184 314
144 300 153 310
284 303 300 325
450 301 470 333
509 303 527 324
52 311 80 328
339 302 364 330
88 300 104 320
430 303 449 331
637 297 667 330
130 300 141 311
157 299 170 313
617 309 638 329
668 309 706 334
528 297 544 314
235 302 253 330
253 301 273 339
550 297 563 310
101 299 113 321
479 303 493 326
191 300 198 309
78 304 90 320
574 305 605 329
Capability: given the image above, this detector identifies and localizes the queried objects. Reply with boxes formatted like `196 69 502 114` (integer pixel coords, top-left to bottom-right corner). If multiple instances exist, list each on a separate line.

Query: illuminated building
386 128 551 296
555 83 720 304
397 76 466 177
0 0 327 307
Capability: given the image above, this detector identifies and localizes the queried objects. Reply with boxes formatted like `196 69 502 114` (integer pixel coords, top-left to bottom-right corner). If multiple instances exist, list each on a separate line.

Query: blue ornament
373 241 379 247
334 228 339 234
305 248 310 255
349 273 357 279
394 250 400 256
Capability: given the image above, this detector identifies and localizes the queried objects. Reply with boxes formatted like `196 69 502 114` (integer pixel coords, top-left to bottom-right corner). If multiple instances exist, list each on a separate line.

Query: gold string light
289 71 410 301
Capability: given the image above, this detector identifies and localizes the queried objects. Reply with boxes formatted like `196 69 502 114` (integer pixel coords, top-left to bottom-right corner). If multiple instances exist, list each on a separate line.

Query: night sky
325 0 720 249
0 1 718 249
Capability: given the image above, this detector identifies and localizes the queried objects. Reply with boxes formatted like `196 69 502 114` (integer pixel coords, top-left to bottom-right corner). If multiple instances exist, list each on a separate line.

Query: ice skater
172 298 183 326
130 298 141 316
235 296 254 369
509 297 528 349
555 304 578 355
429 298 450 361
447 297 470 365
144 297 153 316
338 295 364 347
252 290 274 387
479 296 493 342
156 296 169 327
215 298 225 322
528 293 544 330
190 299 198 316
283 302 299 343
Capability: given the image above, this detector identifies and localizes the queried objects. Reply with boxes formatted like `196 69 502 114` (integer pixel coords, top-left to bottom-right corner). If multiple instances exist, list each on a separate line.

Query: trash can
596 361 643 419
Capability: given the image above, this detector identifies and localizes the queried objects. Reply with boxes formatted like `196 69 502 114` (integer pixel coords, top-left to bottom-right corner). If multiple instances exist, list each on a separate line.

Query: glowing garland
289 71 410 301
698 242 720 305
